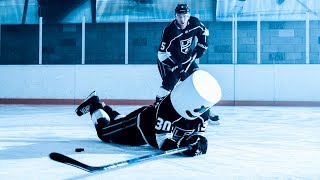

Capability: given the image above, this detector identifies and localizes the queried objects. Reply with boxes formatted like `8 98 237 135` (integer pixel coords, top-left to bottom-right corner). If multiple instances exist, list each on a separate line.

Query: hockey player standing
76 70 221 156
156 4 220 124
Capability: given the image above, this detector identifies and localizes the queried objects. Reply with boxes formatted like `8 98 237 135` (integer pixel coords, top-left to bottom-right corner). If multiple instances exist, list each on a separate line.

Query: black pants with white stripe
95 105 148 146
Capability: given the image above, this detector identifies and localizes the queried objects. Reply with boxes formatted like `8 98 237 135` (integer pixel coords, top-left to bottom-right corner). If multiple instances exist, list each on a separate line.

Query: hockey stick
171 53 197 74
49 146 191 173
183 53 198 73
173 53 198 85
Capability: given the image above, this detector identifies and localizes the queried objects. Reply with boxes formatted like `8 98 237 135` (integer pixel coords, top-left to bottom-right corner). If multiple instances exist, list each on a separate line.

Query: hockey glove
178 135 208 156
159 138 178 151
172 63 187 80
191 51 198 60
171 63 183 73
192 45 205 59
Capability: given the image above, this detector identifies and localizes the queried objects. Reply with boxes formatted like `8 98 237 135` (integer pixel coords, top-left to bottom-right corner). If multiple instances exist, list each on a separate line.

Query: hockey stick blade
49 152 103 172
49 146 191 173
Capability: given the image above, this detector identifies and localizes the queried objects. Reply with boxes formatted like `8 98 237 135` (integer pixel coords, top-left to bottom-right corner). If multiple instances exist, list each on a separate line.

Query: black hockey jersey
137 95 208 149
158 16 209 68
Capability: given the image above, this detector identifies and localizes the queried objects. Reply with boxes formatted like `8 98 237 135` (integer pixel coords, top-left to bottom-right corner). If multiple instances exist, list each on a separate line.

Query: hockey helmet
175 4 190 14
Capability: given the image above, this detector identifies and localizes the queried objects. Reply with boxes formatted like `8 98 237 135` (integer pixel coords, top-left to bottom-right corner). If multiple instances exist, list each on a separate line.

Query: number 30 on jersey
155 117 171 131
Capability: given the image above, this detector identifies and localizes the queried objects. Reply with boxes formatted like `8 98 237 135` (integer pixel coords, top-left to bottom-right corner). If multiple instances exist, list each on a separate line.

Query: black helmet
175 4 190 14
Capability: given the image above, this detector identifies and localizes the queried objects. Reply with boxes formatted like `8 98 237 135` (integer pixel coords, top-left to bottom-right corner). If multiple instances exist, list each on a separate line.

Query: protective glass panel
96 0 214 23
85 23 125 64
261 21 306 64
217 0 320 21
207 22 233 64
310 21 320 64
237 21 257 64
128 22 163 64
0 24 38 64
38 0 92 24
42 24 81 64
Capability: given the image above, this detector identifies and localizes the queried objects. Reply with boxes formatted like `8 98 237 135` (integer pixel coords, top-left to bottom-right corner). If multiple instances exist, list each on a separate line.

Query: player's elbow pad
182 136 208 157
159 138 178 151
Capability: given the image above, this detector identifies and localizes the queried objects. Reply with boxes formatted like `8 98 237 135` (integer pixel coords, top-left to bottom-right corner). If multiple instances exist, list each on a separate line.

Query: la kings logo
180 37 193 54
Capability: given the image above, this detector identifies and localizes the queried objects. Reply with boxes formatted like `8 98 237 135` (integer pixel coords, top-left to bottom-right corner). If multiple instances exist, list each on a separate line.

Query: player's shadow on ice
0 137 181 160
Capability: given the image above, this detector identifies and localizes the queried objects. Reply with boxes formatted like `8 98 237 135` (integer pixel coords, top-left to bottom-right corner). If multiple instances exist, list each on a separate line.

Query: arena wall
0 64 319 106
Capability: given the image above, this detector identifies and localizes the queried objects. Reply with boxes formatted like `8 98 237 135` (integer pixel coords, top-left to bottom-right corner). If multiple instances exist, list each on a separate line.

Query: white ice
0 105 320 179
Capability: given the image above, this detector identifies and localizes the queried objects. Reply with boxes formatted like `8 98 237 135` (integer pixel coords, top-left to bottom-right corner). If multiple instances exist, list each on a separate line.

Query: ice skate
75 91 99 116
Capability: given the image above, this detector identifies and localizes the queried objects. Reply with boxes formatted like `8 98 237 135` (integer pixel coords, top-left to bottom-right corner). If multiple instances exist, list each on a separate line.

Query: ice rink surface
0 104 320 179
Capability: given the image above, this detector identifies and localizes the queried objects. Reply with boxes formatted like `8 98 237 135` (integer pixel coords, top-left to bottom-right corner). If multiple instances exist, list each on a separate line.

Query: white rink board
1 65 320 102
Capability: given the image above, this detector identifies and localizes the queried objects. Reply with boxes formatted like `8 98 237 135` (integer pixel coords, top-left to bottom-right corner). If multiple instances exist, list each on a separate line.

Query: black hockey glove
178 135 208 156
192 46 205 59
171 63 183 73
191 51 198 60
159 138 178 151
172 63 186 80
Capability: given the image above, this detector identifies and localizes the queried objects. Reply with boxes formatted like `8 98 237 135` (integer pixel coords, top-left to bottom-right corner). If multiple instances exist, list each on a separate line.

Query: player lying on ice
75 70 221 157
